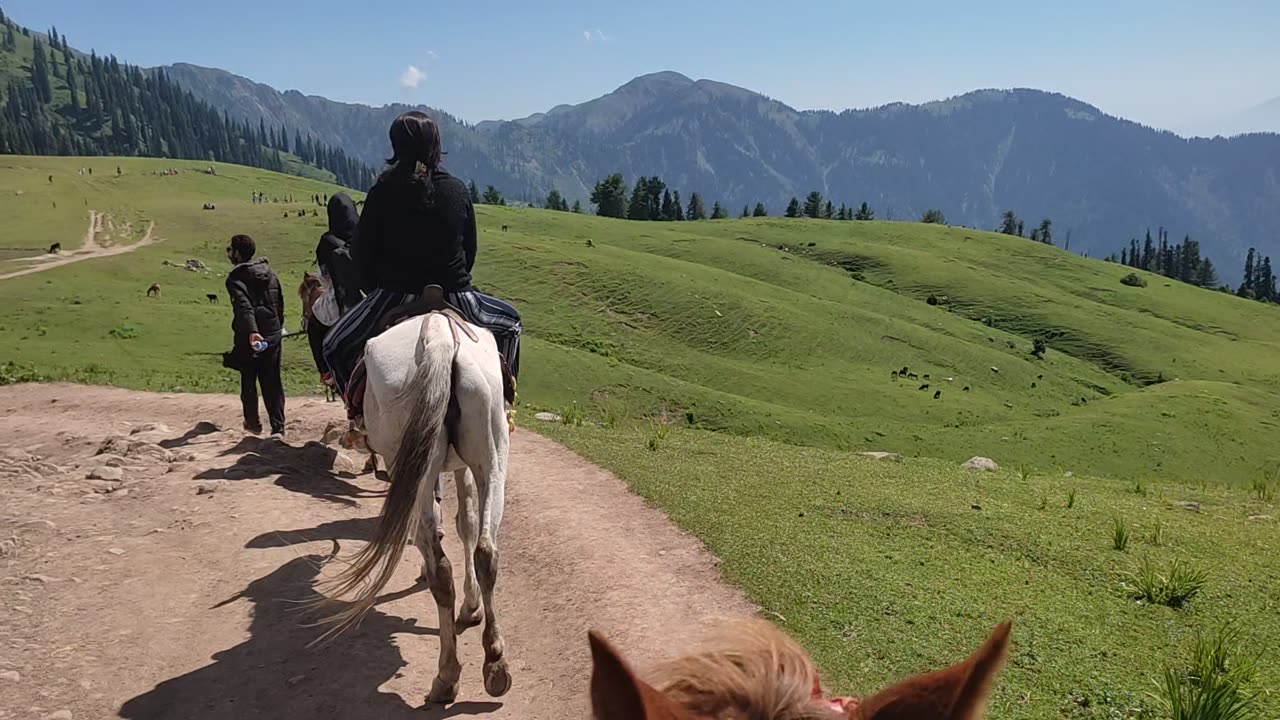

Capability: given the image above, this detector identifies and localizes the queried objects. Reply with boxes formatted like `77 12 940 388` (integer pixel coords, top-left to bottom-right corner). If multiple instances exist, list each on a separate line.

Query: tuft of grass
1149 520 1166 547
108 324 141 340
1250 474 1276 504
0 360 47 386
560 401 584 427
1122 556 1208 608
1153 624 1261 720
646 418 670 452
1112 517 1131 552
1017 464 1034 482
1038 493 1048 511
1133 480 1148 496
1067 488 1077 509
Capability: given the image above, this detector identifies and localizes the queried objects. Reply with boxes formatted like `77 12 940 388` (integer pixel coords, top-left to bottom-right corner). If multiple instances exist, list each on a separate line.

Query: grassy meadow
1 156 1277 716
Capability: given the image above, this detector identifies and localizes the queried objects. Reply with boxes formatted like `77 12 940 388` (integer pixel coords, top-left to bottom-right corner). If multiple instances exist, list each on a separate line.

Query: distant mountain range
164 64 1280 275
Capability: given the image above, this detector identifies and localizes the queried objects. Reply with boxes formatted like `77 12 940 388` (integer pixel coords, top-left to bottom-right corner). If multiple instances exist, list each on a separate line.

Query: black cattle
933 390 942 399
206 294 219 303
918 383 930 391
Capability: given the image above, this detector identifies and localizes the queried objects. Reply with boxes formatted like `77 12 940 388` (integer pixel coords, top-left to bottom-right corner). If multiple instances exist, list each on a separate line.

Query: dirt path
0 211 160 281
0 384 752 719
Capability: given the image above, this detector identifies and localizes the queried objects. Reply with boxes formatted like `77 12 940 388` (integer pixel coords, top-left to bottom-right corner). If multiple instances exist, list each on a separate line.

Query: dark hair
386 111 443 175
229 234 256 261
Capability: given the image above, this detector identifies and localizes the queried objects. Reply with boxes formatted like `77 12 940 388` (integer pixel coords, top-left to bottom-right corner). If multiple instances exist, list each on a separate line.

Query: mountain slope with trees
0 14 372 187
163 65 1280 274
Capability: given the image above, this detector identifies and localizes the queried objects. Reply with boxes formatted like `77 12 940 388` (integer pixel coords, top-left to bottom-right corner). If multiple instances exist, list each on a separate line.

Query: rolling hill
164 64 1280 275
3 156 1280 489
2 156 1278 715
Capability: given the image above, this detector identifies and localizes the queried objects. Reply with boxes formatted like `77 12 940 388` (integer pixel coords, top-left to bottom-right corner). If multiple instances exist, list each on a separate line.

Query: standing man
225 234 287 437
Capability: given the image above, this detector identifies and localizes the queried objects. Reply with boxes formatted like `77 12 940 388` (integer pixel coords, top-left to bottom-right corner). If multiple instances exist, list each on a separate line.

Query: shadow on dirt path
116 554 498 719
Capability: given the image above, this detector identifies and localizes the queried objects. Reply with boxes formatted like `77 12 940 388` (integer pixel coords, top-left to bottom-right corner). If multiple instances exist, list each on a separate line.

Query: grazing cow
585 239 595 248
934 390 942 399
1037 374 1044 380
1031 382 1037 388
891 370 899 380
146 283 161 298
283 211 289 219
206 294 219 304
918 383 930 391
501 224 509 232
899 366 909 375
963 386 971 391
47 243 61 254
923 374 931 380
907 373 919 380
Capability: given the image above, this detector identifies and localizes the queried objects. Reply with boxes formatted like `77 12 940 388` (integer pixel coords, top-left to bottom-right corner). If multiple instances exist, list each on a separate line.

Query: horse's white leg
453 467 483 631
473 448 511 697
415 474 461 704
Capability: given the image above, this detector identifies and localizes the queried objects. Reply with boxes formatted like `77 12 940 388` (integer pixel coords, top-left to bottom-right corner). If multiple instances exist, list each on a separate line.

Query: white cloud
399 65 427 89
582 29 609 42
426 49 439 60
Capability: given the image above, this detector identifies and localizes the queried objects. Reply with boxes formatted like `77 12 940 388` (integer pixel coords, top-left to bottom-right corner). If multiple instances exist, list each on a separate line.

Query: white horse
315 310 512 704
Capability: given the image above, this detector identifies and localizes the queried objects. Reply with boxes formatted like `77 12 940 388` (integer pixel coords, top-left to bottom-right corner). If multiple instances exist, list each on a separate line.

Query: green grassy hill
4 156 1280 488
2 156 1277 715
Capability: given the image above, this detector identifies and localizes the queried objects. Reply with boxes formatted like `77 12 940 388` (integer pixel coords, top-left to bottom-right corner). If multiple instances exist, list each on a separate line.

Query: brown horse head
589 620 1011 720
298 272 324 319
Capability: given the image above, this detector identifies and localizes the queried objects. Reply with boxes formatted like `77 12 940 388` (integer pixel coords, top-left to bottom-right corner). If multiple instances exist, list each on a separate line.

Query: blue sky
7 1 1278 134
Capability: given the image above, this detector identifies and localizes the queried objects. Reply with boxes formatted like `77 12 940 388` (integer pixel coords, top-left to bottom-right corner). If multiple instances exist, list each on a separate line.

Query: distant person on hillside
225 234 287 437
321 110 521 430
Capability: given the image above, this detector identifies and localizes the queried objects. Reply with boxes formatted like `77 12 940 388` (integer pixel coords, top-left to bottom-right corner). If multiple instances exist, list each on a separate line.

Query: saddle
343 286 517 426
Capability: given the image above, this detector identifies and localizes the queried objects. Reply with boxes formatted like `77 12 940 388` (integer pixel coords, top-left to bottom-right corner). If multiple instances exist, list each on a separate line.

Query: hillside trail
0 384 752 719
0 211 159 281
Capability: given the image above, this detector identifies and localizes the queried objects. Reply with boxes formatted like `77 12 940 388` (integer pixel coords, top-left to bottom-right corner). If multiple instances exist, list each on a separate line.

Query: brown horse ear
589 631 692 720
856 622 1011 720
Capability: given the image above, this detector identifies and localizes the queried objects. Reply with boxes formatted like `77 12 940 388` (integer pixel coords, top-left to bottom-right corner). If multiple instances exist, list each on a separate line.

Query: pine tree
673 191 685 221
1141 230 1154 270
998 210 1016 235
31 39 53 103
803 191 824 219
590 174 628 218
1130 238 1140 268
741 205 750 218
545 188 567 211
65 60 78 109
1037 219 1052 245
572 200 583 214
1260 256 1276 302
1240 248 1257 297
709 201 728 220
921 209 946 224
687 192 707 220
785 197 801 218
468 180 481 204
753 202 767 217
661 190 674 220
854 202 874 221
822 200 834 219
482 185 504 205
1195 257 1218 288
627 177 651 220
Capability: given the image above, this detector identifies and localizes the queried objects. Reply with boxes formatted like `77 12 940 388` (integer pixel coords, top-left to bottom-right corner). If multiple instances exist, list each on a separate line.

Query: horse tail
311 313 457 642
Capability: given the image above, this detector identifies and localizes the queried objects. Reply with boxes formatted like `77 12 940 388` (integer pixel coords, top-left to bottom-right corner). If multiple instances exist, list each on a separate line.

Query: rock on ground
860 451 904 463
962 457 1000 472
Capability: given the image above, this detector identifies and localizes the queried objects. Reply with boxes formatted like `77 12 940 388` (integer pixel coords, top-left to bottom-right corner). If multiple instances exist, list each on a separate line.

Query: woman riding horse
321 111 521 429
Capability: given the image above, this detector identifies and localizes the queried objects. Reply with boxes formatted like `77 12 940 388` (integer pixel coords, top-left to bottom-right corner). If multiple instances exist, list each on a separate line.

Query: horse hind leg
453 467 483 632
414 478 462 704
472 460 511 697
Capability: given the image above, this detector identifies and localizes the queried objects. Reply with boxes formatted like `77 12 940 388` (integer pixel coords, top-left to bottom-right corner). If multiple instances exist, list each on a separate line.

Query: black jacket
354 169 476 294
226 258 285 348
317 193 364 311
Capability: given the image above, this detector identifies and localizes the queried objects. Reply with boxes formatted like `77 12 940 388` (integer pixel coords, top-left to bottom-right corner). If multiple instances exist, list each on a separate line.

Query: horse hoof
483 659 512 697
427 678 458 705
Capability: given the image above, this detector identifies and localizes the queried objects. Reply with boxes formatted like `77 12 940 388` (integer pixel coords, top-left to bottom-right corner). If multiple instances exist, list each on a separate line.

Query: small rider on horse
321 111 521 434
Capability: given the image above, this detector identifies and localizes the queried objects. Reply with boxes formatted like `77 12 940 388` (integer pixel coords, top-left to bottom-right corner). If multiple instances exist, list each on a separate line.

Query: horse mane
298 272 322 307
648 619 839 720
